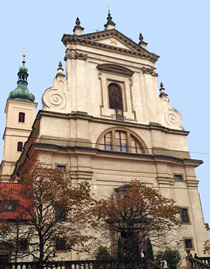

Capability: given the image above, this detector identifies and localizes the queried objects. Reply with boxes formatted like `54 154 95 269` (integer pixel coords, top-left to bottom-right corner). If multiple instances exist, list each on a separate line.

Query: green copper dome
8 54 35 102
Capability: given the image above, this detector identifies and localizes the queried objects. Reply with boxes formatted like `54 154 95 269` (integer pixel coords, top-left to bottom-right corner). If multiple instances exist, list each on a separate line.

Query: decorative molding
42 88 66 110
142 67 158 77
165 108 183 127
64 49 88 61
97 64 134 77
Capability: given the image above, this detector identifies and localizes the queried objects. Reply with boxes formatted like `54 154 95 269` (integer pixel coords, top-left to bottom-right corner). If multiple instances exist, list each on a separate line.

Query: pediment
62 29 159 63
97 38 130 50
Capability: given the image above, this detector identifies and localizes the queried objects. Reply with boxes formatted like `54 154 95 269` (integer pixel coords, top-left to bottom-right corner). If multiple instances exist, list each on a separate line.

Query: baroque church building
0 12 209 263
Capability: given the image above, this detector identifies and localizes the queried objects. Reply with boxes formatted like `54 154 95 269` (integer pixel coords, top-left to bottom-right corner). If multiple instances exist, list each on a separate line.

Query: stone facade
1 14 210 266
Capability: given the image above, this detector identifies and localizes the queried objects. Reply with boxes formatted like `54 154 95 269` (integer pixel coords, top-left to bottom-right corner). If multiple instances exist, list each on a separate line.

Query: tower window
108 83 123 110
17 142 23 152
99 129 144 154
18 112 25 123
174 175 183 181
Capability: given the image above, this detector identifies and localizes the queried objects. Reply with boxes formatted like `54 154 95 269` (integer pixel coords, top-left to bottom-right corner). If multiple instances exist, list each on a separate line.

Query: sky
0 1 210 224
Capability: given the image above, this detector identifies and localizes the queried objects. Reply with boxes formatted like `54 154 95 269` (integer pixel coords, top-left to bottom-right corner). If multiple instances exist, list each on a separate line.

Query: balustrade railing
5 259 146 269
186 252 210 269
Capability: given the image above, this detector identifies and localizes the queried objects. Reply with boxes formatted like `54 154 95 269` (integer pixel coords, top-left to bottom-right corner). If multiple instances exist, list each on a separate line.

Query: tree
93 180 181 260
0 159 95 268
146 238 154 261
95 246 113 260
163 248 181 269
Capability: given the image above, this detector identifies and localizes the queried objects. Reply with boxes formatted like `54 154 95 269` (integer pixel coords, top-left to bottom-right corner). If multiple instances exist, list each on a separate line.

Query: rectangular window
55 238 66 251
115 131 127 152
185 239 193 249
174 175 183 181
18 112 25 123
55 206 66 221
57 165 66 172
17 142 23 152
181 209 189 223
19 239 28 252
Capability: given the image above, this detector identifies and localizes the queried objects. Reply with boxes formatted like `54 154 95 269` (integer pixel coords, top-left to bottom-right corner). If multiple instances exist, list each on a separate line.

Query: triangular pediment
62 29 159 63
97 37 131 50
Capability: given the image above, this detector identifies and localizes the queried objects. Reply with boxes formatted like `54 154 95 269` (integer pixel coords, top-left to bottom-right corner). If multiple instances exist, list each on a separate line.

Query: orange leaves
93 180 182 258
0 159 96 263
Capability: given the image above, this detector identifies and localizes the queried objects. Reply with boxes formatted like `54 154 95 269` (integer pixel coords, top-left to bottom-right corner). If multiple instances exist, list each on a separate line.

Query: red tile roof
0 182 33 220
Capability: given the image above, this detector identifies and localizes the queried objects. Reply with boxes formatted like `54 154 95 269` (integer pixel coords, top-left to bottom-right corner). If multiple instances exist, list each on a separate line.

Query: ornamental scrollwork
42 88 66 110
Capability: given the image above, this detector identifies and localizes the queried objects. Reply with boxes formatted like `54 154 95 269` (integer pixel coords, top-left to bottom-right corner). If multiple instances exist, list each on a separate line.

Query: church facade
0 12 209 264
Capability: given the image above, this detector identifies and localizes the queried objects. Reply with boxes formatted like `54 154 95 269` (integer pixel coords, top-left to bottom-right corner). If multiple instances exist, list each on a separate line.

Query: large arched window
98 129 144 154
108 83 123 109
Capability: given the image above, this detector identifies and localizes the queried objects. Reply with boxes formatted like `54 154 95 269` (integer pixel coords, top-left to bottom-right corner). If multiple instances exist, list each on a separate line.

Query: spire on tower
8 54 35 102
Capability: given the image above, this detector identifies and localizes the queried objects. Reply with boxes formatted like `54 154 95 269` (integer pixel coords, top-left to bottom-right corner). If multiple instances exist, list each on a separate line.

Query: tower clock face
109 84 123 109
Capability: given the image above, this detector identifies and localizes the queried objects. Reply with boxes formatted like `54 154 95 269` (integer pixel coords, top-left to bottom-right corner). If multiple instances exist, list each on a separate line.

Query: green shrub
95 246 113 260
163 248 181 269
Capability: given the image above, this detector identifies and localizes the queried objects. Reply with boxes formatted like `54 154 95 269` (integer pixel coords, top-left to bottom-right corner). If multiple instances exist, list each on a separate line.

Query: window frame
108 83 123 110
18 112 25 123
55 238 66 251
55 206 66 222
174 174 183 181
17 141 23 152
184 238 194 250
98 128 145 154
19 239 28 252
57 165 66 173
181 208 190 224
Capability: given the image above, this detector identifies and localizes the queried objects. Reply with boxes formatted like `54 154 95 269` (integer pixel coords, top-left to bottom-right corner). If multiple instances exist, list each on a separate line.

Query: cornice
36 110 190 136
15 143 202 177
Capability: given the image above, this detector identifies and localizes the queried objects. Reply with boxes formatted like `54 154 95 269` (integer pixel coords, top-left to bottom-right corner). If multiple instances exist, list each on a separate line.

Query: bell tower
0 54 37 181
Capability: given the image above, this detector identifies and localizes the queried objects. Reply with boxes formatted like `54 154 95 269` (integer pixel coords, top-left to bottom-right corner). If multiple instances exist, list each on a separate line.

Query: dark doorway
0 256 8 269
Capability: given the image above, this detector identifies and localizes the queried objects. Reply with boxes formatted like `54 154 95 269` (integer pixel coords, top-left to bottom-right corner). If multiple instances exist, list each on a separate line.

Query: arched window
108 83 123 109
19 112 25 123
99 129 144 154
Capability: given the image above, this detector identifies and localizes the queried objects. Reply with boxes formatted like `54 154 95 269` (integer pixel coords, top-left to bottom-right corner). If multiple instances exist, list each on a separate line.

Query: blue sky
1 1 210 224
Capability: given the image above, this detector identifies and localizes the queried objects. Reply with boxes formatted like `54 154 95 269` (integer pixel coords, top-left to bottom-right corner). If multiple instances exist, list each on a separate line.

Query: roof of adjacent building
0 182 33 220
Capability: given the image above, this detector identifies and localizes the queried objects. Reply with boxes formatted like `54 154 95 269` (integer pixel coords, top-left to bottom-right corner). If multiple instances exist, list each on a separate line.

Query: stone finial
76 17 80 26
104 10 116 30
58 61 63 71
56 61 65 78
159 82 168 98
139 33 148 50
139 33 144 42
73 17 84 35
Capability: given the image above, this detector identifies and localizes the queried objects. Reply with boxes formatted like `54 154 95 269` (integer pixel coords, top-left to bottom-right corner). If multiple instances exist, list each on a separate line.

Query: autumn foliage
93 180 181 260
0 160 95 266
